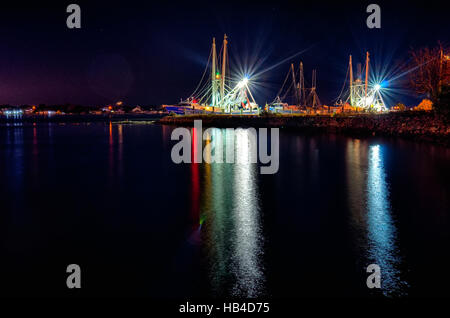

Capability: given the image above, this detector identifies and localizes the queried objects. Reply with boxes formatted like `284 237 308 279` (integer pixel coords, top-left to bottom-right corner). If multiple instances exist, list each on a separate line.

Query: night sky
0 1 447 106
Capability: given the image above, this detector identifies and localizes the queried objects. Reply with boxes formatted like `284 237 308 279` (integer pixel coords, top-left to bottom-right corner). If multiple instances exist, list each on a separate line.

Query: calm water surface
0 122 449 297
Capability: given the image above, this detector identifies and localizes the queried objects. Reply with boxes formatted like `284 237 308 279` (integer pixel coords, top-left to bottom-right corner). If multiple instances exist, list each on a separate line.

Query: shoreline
0 113 165 125
2 112 448 146
157 112 450 146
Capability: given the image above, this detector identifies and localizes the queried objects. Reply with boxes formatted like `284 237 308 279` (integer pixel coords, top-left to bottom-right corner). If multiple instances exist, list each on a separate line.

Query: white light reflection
202 128 264 297
366 144 407 297
231 129 264 297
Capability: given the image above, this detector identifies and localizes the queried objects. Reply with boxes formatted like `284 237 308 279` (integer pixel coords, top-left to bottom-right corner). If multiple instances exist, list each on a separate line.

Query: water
0 121 449 297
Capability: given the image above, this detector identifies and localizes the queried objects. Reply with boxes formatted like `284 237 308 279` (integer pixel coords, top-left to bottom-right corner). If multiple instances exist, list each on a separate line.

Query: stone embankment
158 112 450 145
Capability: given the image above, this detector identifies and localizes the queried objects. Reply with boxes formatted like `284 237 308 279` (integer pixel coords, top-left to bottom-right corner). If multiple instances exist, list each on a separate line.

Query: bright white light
237 77 249 88
238 77 248 88
374 84 381 91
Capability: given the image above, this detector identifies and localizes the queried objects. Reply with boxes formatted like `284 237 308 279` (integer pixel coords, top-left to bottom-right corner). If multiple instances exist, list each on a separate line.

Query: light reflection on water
2 123 450 296
231 129 264 297
192 127 265 297
346 140 408 297
366 144 408 296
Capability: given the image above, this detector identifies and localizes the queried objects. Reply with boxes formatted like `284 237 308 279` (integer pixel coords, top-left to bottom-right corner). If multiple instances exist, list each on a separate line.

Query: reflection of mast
221 34 228 101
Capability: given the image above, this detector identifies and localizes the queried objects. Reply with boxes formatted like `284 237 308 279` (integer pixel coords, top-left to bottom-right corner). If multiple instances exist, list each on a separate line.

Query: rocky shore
157 111 450 146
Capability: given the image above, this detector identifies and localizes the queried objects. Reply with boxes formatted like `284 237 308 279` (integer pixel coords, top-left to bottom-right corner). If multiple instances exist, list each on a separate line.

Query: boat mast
211 37 219 106
349 55 353 106
312 70 316 108
221 34 228 101
298 61 306 106
298 62 301 107
290 63 298 106
364 51 369 102
300 61 305 107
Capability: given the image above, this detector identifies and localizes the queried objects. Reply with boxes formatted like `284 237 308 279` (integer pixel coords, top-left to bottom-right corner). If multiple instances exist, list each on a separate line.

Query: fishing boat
163 97 201 115
163 35 259 114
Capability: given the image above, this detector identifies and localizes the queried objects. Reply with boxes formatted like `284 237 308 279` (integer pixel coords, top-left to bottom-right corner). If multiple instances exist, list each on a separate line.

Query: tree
408 43 447 104
434 85 450 115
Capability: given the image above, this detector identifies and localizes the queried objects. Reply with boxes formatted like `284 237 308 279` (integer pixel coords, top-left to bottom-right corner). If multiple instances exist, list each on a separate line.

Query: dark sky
0 0 448 106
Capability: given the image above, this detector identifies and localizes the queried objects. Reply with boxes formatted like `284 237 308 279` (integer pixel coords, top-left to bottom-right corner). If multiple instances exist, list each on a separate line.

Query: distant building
1 108 23 116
